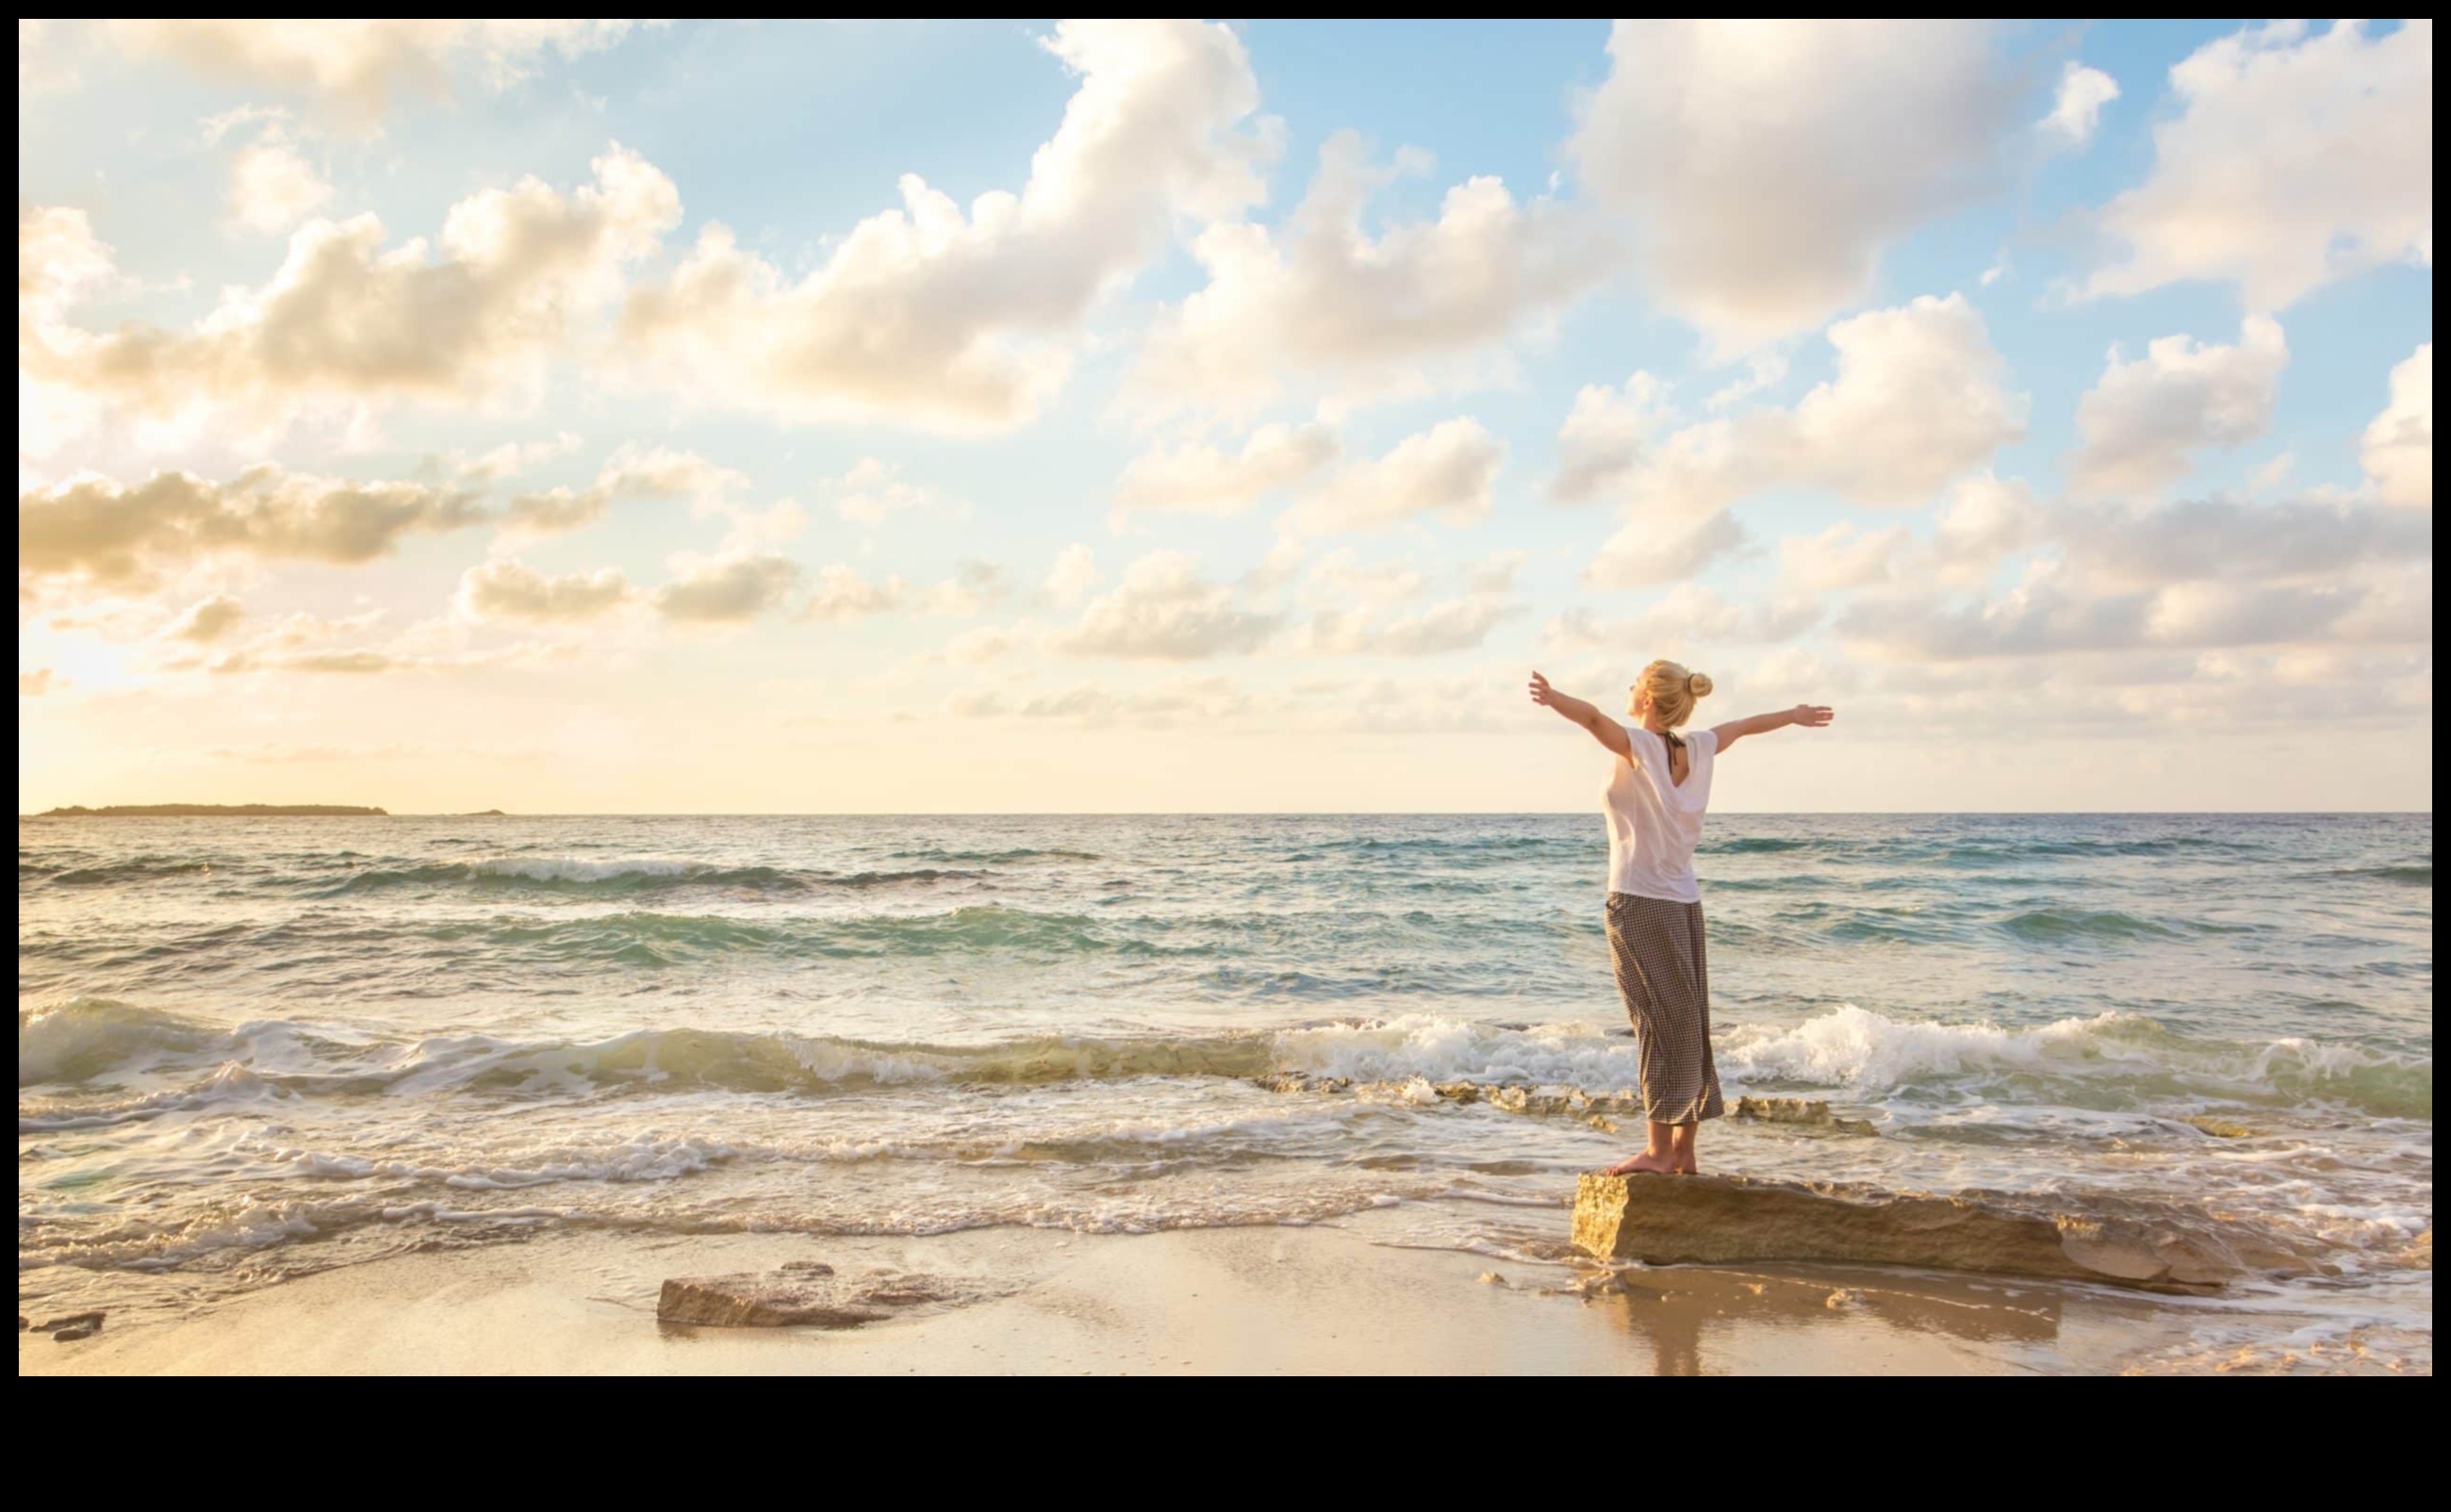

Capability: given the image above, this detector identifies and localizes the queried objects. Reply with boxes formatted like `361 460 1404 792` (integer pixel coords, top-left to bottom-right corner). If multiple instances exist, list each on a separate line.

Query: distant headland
33 804 389 817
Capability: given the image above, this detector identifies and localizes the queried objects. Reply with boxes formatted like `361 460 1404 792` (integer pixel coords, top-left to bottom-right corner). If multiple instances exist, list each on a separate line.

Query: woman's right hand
1791 703 1834 728
1528 670 1555 707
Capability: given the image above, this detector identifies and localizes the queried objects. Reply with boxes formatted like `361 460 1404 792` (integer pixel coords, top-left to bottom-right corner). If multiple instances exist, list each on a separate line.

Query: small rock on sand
33 1309 105 1339
1476 1271 1509 1287
655 1267 961 1328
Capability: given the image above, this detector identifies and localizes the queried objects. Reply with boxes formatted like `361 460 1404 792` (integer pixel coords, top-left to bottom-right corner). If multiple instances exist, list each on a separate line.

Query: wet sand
22 1206 2352 1376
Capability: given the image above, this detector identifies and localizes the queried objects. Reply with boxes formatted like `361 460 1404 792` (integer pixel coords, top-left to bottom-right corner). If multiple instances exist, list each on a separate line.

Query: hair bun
1686 671 1714 698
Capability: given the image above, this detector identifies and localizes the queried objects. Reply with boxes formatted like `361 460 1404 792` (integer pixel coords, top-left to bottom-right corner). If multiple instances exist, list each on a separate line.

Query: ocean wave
1719 1005 2431 1118
2328 862 2431 886
886 846 1101 864
2001 908 2191 942
317 856 970 896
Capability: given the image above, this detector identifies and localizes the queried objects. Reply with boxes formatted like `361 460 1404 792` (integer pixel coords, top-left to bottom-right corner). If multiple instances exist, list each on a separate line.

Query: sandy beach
22 1206 2413 1376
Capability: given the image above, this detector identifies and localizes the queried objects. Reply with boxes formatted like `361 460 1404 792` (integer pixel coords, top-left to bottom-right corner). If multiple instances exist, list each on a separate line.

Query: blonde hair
1637 659 1714 728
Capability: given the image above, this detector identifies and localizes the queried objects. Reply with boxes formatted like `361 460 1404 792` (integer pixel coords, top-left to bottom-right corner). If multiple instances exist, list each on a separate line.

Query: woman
1528 662 1833 1176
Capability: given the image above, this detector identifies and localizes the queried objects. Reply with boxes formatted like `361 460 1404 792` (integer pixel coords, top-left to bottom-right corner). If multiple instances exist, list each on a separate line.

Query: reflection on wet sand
1575 1264 2064 1375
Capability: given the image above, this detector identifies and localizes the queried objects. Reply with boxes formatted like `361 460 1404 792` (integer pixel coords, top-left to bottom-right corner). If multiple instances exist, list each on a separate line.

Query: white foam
1274 1014 1648 1090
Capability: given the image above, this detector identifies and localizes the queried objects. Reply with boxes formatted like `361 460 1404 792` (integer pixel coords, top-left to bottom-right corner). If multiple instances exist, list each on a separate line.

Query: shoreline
20 1209 2409 1376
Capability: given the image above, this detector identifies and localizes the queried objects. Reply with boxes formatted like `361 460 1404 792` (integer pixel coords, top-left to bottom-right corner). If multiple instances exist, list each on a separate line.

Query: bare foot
1604 1150 1678 1176
1672 1157 1699 1175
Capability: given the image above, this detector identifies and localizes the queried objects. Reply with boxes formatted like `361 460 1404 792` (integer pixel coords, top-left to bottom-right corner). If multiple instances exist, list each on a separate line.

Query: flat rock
1733 1096 1878 1137
1571 1174 2305 1292
657 1265 946 1328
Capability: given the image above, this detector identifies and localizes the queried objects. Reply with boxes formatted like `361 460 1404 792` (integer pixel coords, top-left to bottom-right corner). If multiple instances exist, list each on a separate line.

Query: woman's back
1604 725 1716 904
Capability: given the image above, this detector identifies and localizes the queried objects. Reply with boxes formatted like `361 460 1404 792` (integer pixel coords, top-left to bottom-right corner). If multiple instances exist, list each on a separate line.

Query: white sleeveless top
1604 725 1716 903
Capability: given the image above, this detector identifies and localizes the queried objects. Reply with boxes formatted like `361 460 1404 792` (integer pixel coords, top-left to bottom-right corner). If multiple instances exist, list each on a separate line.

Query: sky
15 18 2434 814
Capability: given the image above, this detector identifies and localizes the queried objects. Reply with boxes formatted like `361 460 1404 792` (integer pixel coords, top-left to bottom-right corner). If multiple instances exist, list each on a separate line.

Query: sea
18 812 2433 1372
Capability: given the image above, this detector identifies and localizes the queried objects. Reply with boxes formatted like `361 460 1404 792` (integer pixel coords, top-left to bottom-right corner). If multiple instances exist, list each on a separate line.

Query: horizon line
20 809 2436 819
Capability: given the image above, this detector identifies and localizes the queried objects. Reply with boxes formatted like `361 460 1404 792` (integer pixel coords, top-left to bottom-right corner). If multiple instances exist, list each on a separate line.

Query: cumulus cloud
938 626 1014 666
2085 21 2431 309
1299 596 1514 657
2363 344 2431 510
166 593 247 642
2071 316 2287 497
1307 551 1423 608
1043 543 1100 609
1840 574 2377 660
20 668 59 697
217 113 335 237
1571 20 2009 349
920 559 1008 616
1052 550 1278 659
110 19 650 124
22 146 681 436
824 457 946 528
1280 418 1503 535
19 464 485 590
1578 294 2022 591
798 564 904 623
1546 586 1821 657
1112 422 1339 518
2054 496 2432 588
1584 511 1751 591
502 443 747 535
1929 471 2042 583
1137 130 1613 410
1551 372 1668 504
654 553 802 625
2040 61 2120 148
1780 521 1910 593
457 559 633 622
617 20 1270 433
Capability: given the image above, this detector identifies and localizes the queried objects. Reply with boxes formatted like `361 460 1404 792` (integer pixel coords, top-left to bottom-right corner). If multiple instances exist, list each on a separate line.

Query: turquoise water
18 813 2433 1368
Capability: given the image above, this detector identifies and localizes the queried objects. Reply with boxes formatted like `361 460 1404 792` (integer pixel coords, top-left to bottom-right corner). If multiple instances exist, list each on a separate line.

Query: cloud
1571 20 2009 349
20 668 60 697
1112 422 1339 518
996 675 1251 726
1280 418 1503 535
1578 294 2021 590
1136 130 1614 409
109 19 650 124
1550 372 1668 504
2071 316 2288 497
1929 471 2041 583
2040 61 2120 148
2053 496 2432 588
457 559 633 622
502 443 747 535
22 146 680 437
19 464 485 589
1300 596 1514 657
1837 574 2373 661
221 117 335 237
2362 344 2431 510
920 559 1008 616
166 593 247 642
1585 511 1751 590
617 20 1270 433
654 553 803 625
1307 551 1423 608
2084 21 2431 309
1547 586 1821 657
1043 544 1100 609
1052 550 1278 659
1705 353 1790 412
938 626 1014 665
825 457 944 527
798 564 904 622
1780 521 1910 592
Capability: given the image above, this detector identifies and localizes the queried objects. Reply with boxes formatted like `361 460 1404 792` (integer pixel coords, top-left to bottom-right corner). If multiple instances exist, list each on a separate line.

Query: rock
1571 1173 2294 1291
32 1309 104 1335
1734 1096 1878 1137
1824 1288 1861 1310
2183 1115 2259 1140
656 1270 897 1328
16 1317 25 1332
52 1323 100 1342
1476 1271 1509 1287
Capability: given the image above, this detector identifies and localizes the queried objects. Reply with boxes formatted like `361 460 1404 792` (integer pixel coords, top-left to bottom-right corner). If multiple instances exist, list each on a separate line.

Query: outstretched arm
1527 670 1633 759
1711 703 1834 754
